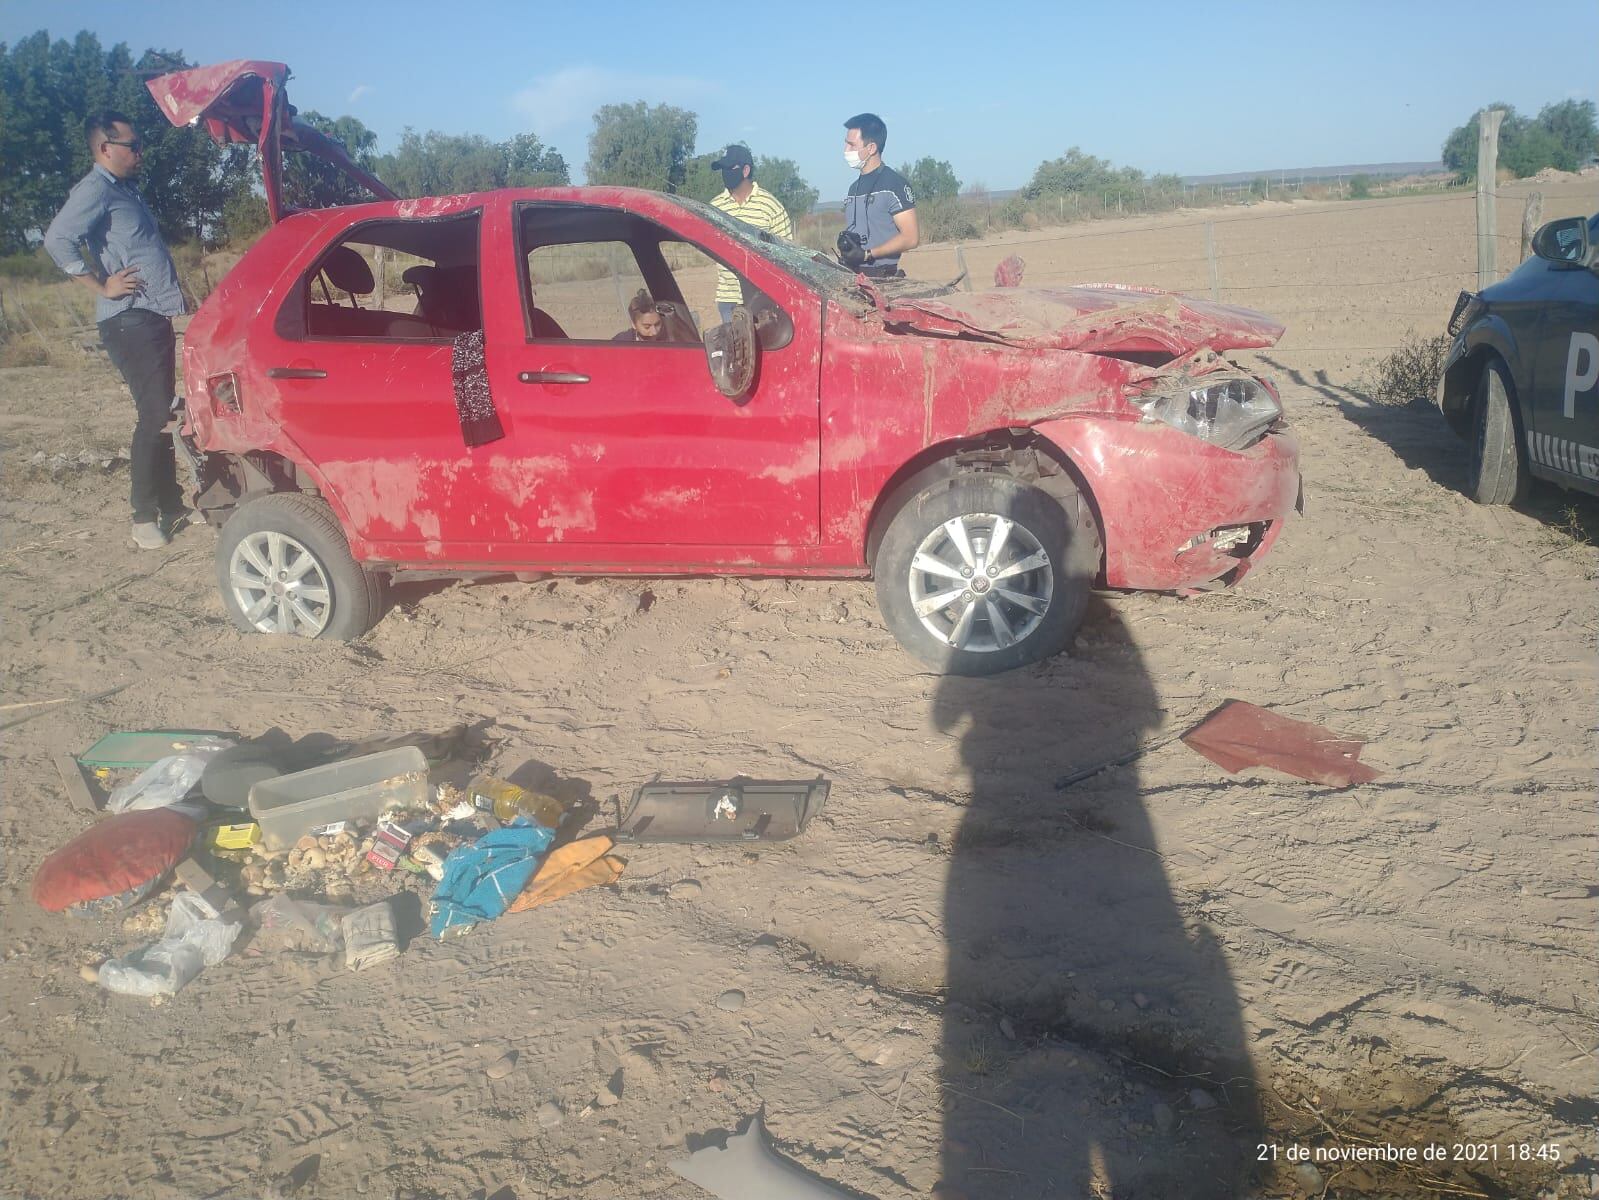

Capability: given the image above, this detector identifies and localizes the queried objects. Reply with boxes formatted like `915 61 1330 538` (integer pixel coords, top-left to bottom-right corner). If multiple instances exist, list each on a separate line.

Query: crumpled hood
860 281 1285 356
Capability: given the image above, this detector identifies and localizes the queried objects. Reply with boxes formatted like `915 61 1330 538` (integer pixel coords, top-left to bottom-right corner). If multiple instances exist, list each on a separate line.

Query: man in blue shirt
45 111 189 549
839 113 919 278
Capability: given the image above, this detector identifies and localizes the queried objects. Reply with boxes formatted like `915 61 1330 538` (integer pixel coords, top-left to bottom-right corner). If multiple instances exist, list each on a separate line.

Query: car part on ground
670 1114 858 1200
616 779 829 842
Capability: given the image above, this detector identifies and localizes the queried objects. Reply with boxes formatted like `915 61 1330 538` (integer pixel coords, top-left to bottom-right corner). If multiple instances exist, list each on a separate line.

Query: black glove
836 230 868 268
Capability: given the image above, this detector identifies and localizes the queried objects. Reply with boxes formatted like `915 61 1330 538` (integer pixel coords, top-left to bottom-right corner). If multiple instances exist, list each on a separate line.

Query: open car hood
860 281 1285 356
146 59 396 222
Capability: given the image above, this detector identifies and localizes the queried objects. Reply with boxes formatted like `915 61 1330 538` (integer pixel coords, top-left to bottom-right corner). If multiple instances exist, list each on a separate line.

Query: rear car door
1525 214 1599 489
478 198 822 556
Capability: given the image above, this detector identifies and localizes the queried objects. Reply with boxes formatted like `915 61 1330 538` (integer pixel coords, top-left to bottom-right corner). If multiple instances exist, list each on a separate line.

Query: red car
153 61 1301 675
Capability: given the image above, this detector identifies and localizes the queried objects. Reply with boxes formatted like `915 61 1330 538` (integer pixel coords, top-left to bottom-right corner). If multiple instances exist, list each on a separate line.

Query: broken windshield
670 196 869 302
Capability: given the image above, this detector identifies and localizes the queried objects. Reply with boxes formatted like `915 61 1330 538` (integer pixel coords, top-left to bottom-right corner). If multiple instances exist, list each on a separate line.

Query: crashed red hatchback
153 61 1301 675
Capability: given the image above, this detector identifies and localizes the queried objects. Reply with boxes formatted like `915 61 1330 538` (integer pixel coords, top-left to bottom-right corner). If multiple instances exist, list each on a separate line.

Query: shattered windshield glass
671 196 869 303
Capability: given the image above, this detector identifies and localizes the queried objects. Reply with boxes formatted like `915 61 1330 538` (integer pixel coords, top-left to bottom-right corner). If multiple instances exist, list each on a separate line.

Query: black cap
711 144 753 170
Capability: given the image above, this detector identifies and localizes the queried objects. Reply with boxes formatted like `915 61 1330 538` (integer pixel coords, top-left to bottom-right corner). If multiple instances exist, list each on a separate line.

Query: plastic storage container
248 747 429 849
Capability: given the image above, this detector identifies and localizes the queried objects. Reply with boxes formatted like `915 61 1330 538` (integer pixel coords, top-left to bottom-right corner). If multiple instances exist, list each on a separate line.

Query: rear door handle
267 367 328 380
519 371 590 385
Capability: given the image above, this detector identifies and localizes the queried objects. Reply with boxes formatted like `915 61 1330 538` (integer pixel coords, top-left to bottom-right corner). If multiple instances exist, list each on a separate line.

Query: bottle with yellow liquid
467 775 567 829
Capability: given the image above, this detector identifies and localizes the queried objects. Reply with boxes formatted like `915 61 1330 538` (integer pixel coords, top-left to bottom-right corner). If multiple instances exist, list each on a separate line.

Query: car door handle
519 371 590 385
266 367 328 380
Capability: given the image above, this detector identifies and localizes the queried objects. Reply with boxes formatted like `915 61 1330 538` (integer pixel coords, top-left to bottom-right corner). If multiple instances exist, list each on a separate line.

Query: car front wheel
1467 356 1528 506
873 472 1099 675
216 494 382 640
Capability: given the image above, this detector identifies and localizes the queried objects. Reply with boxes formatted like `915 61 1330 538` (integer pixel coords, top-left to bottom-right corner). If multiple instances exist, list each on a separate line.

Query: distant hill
1182 161 1447 185
816 161 1450 210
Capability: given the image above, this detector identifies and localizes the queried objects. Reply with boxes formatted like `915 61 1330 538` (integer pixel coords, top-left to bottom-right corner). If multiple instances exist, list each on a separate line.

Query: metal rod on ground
1206 222 1219 302
1477 108 1505 289
1520 192 1543 263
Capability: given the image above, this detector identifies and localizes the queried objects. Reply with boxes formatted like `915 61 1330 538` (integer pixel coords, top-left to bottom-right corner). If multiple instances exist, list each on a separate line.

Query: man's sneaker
160 508 194 537
131 521 169 550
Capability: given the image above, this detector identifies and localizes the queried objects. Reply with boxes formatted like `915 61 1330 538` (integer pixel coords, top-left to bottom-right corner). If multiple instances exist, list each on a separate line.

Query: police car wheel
1467 357 1528 506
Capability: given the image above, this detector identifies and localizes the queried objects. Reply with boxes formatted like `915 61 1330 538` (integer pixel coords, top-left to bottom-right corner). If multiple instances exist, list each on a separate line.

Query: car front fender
1438 315 1521 438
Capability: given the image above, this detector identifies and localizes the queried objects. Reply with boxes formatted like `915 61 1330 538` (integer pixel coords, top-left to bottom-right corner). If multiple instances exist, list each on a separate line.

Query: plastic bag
97 892 242 996
249 894 348 954
342 899 399 971
107 740 233 814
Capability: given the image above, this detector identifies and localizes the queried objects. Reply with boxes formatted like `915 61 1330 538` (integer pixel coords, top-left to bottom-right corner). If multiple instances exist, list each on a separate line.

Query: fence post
1205 222 1219 302
1476 108 1505 289
1520 191 1543 263
955 246 973 291
373 245 386 307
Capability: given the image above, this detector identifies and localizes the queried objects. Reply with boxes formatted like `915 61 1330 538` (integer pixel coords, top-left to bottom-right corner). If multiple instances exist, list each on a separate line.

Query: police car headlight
1137 379 1282 450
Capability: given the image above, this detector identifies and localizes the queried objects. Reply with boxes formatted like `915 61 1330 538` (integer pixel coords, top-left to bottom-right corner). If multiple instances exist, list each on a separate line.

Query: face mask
721 167 746 191
844 149 864 171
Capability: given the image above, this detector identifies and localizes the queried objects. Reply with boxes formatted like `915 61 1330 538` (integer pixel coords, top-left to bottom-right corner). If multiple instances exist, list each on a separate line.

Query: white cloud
348 84 373 104
511 65 718 140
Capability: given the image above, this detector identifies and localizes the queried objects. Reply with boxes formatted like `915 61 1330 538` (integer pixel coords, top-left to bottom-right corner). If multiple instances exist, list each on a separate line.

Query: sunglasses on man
104 138 143 152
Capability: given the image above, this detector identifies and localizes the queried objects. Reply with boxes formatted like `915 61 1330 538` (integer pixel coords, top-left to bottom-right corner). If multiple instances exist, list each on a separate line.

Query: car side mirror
704 306 757 404
1530 217 1591 267
750 303 794 352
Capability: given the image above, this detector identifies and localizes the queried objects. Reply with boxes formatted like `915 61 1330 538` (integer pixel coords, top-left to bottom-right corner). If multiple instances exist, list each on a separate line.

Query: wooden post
1205 222 1219 302
1477 108 1505 289
955 246 973 291
373 245 386 307
1520 191 1544 262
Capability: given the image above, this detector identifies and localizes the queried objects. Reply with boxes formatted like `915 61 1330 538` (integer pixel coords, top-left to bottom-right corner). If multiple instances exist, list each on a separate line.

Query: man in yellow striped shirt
709 144 792 321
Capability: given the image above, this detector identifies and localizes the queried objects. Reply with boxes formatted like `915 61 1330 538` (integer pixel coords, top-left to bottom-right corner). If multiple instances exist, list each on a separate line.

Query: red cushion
31 809 197 913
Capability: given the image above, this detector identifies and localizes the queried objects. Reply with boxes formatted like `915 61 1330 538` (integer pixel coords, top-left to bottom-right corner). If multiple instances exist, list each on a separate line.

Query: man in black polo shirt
839 112 919 277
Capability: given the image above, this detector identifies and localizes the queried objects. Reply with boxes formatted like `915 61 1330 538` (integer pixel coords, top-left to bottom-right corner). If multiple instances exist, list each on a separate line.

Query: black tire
873 472 1100 675
1468 357 1528 505
216 493 382 640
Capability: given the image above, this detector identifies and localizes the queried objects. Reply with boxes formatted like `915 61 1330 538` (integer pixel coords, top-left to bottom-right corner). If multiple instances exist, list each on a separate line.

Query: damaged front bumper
1035 416 1301 591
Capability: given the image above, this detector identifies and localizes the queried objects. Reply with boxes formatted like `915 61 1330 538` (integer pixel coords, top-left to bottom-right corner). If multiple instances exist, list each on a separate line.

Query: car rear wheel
216 494 382 640
1468 357 1528 505
873 472 1099 675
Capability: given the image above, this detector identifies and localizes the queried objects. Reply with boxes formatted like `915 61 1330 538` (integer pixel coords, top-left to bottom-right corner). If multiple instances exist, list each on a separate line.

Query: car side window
293 212 482 342
525 240 651 341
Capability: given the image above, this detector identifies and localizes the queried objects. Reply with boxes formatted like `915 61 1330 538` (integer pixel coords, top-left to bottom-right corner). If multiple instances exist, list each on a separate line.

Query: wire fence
915 182 1599 358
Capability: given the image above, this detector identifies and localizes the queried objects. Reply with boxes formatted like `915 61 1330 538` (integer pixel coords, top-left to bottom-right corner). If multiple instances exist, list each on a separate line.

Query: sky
5 0 1597 198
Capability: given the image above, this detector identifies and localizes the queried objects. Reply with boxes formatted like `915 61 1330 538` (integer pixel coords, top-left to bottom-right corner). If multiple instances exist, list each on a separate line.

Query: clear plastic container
248 747 429 849
467 775 566 829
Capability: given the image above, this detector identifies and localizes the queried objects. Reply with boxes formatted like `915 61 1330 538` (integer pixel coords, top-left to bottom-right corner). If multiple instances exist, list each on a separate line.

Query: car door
478 197 822 558
1525 214 1599 488
252 204 535 556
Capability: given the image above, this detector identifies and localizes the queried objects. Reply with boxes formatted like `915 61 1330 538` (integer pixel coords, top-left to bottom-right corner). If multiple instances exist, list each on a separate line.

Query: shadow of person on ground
933 600 1263 1199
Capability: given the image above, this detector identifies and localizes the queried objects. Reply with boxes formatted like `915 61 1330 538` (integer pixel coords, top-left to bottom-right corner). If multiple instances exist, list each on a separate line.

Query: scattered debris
248 747 430 849
429 820 554 938
485 1049 518 1080
507 837 624 914
93 892 242 996
617 778 829 843
31 808 197 916
26 447 129 476
1182 699 1381 787
670 1113 856 1199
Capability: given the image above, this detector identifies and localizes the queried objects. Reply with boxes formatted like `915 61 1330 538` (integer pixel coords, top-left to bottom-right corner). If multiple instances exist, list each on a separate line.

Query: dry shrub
1364 330 1452 405
0 339 50 368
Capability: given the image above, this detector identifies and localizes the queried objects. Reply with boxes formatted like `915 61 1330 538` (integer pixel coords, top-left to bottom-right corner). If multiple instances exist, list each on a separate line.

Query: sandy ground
2 176 1597 1200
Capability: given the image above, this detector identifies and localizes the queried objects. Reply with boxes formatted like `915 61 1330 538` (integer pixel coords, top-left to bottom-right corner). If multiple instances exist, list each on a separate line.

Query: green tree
1023 146 1114 198
1442 104 1526 180
1348 173 1372 200
678 152 723 203
504 132 569 188
902 156 960 201
755 156 817 218
1534 99 1599 166
283 110 380 210
585 101 697 192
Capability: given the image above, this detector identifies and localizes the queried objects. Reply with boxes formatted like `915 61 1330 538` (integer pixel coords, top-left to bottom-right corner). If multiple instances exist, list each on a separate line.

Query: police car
1437 211 1599 503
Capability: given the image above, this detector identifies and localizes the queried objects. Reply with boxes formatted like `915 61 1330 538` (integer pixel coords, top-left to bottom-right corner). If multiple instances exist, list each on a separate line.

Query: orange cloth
508 836 624 913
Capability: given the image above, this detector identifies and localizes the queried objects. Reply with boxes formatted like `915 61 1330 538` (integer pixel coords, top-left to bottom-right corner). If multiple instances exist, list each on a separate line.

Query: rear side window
279 211 482 342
